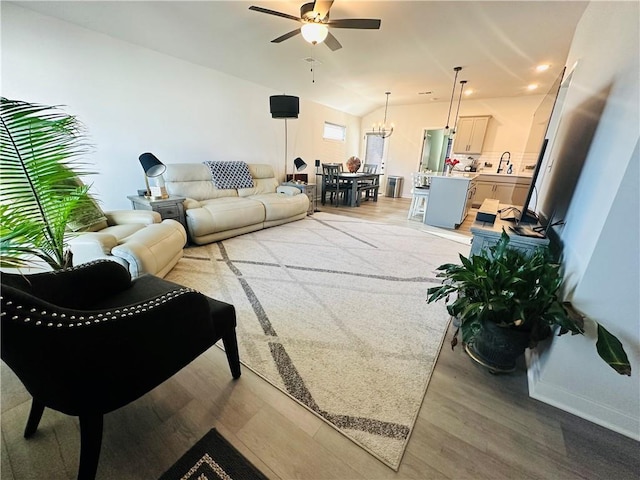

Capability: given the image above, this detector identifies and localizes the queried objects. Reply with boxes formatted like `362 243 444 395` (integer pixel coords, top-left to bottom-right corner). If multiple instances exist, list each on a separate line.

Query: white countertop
426 172 479 181
477 172 533 179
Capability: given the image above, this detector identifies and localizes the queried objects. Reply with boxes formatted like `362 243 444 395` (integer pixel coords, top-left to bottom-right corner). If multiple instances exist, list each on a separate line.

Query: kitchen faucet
497 151 511 173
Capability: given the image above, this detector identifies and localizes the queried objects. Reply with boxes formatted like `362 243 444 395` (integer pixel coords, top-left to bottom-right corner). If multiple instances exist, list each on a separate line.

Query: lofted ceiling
12 1 588 117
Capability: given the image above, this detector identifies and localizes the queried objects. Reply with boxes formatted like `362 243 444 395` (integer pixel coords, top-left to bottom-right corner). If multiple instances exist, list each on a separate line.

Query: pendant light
452 80 467 135
444 67 462 135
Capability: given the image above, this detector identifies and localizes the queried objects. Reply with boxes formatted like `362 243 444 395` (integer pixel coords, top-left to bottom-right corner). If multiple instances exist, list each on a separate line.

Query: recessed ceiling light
536 64 550 72
464 89 473 96
527 84 539 91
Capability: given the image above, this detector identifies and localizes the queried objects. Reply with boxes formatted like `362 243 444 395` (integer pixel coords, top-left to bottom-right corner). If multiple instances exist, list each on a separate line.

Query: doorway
419 128 450 173
364 133 385 173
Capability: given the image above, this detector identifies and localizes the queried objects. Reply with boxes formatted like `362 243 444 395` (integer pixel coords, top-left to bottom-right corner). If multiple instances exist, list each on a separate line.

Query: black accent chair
1 260 241 480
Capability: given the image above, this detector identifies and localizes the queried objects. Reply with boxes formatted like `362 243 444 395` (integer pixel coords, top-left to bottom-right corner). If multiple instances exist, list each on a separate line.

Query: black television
517 68 565 225
519 138 548 224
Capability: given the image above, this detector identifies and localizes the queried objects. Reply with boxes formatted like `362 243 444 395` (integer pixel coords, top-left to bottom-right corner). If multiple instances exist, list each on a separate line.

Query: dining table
336 171 382 207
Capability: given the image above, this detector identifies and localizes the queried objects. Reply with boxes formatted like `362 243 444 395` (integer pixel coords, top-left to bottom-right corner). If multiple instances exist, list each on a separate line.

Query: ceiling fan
248 0 381 51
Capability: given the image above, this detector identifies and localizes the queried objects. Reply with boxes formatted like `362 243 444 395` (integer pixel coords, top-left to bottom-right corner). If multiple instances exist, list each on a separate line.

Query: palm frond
0 97 96 270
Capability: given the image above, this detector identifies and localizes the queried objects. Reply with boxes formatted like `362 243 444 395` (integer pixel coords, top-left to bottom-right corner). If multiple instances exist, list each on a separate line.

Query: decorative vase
464 321 531 374
346 156 361 173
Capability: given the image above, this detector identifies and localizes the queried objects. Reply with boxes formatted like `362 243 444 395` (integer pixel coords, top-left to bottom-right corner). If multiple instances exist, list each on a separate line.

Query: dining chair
321 163 346 206
407 172 431 220
358 164 379 203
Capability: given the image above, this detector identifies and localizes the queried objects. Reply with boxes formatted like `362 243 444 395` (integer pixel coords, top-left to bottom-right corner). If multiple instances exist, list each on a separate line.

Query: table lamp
139 152 168 199
292 157 307 183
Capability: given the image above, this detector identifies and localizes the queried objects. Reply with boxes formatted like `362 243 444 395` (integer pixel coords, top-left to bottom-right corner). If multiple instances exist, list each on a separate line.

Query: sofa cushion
247 164 276 180
99 224 147 242
111 220 186 278
238 177 279 197
164 163 237 201
237 164 279 197
249 193 309 222
187 197 265 237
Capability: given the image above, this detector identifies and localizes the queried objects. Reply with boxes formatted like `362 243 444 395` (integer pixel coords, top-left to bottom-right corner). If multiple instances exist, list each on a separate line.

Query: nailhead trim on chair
0 288 197 328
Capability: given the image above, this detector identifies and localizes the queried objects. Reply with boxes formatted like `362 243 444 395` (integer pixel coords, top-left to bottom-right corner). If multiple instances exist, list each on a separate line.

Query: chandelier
370 92 394 139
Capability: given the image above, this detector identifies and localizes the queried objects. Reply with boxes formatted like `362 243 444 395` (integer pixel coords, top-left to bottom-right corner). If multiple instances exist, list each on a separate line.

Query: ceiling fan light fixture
301 23 329 45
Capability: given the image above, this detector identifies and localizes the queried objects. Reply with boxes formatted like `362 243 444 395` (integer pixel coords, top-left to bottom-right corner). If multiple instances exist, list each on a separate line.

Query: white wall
360 95 545 197
1 4 360 210
528 1 640 440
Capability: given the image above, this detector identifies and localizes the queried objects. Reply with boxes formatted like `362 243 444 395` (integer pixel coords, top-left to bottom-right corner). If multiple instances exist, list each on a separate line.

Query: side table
281 182 316 215
127 195 187 230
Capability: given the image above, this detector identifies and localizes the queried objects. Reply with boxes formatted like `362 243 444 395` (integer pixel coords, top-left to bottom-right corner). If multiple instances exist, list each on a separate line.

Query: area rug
165 212 470 470
158 428 268 480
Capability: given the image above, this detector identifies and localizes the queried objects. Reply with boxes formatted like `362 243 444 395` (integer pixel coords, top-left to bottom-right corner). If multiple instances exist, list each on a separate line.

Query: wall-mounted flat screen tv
518 68 565 224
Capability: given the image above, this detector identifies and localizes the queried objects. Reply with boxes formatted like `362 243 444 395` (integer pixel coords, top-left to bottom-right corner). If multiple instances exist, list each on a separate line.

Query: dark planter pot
465 321 531 374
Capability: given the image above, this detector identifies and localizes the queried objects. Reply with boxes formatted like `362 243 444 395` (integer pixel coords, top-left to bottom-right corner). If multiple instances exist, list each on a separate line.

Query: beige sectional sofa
163 163 309 245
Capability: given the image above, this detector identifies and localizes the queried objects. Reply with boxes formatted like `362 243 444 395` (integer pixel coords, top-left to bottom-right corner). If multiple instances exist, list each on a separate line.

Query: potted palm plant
1 97 97 271
427 230 631 375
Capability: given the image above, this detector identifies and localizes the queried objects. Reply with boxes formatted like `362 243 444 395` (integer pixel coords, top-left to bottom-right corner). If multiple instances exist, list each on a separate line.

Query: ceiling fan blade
311 0 334 20
327 18 381 29
249 5 301 22
272 28 302 43
324 32 342 51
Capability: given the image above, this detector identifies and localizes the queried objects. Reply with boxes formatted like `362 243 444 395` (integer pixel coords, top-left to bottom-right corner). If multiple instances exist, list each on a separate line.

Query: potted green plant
427 230 631 375
1 97 96 271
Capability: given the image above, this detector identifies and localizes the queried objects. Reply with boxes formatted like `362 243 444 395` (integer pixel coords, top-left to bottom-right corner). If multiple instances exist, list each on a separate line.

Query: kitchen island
423 173 478 229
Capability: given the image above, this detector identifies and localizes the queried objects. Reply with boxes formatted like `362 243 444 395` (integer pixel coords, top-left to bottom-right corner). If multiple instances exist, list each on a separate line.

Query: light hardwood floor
2 196 638 480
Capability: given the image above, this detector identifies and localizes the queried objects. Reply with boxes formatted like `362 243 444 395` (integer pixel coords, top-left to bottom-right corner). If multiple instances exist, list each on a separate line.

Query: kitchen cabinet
453 116 491 154
472 174 532 208
512 184 529 207
424 174 478 229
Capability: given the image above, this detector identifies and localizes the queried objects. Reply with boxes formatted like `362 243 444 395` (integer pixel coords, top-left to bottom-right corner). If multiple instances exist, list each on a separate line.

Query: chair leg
78 414 103 480
24 398 45 438
222 331 242 379
407 196 417 219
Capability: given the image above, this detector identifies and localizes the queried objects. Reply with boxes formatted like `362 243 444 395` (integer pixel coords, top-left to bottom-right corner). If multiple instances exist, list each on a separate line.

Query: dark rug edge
158 428 269 480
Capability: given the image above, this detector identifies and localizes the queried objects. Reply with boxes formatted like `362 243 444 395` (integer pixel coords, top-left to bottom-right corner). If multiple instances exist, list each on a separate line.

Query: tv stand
470 204 549 257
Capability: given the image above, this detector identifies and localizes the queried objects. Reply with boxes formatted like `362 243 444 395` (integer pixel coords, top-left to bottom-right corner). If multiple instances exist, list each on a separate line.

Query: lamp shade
270 95 299 119
294 157 307 172
139 152 166 177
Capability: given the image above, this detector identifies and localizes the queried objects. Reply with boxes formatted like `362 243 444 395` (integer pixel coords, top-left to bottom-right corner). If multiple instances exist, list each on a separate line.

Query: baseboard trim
526 350 640 441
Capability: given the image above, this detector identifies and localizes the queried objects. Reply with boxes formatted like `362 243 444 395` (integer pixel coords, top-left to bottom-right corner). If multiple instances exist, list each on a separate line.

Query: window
323 122 346 142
